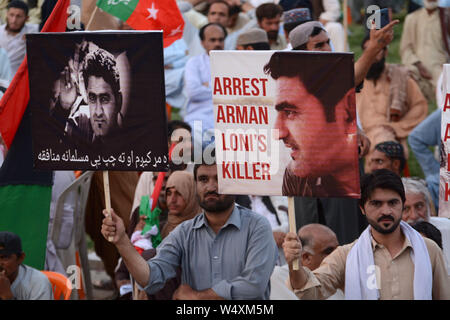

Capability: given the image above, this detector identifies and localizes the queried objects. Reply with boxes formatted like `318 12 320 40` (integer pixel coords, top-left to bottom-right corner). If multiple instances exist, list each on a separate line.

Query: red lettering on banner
223 77 232 95
233 78 242 95
221 133 267 152
226 105 236 123
221 162 271 180
444 93 450 112
213 77 268 97
446 183 450 201
223 162 232 178
213 78 222 95
445 124 450 142
216 105 226 123
258 135 266 152
448 153 450 171
251 78 260 96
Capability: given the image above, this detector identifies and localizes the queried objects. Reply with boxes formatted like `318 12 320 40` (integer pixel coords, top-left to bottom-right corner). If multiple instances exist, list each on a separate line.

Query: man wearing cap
367 141 406 176
236 28 270 50
282 8 312 49
0 231 53 300
289 19 399 87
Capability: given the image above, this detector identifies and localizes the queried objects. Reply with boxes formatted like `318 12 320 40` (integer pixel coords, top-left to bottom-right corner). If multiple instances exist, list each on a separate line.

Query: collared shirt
143 204 278 299
0 24 38 76
290 234 450 300
10 264 53 300
183 52 215 132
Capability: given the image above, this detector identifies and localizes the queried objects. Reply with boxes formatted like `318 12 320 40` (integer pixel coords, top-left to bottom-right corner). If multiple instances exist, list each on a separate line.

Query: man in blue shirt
101 163 278 299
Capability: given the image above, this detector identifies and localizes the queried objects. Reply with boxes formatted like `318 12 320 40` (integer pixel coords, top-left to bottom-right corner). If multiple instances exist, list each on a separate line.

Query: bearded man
101 162 278 300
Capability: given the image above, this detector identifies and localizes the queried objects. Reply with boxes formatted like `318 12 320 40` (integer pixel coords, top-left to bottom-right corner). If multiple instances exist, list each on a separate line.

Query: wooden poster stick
343 0 348 51
103 170 113 242
86 6 98 31
288 197 299 270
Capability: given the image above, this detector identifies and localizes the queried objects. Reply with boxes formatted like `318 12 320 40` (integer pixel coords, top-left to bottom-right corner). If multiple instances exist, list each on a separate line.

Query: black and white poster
27 31 169 171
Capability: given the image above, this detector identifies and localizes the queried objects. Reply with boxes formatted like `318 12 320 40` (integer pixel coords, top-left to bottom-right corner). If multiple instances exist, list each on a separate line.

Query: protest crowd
1 0 450 301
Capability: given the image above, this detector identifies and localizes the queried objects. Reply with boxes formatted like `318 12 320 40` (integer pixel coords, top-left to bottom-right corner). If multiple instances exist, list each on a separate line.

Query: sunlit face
207 3 229 28
166 187 187 216
306 30 331 52
259 15 281 41
87 76 118 139
274 76 353 178
362 188 403 235
202 25 225 55
6 8 27 33
403 192 428 223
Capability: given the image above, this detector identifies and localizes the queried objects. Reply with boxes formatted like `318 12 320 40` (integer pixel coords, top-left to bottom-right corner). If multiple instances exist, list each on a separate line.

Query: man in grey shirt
0 231 53 300
101 163 278 299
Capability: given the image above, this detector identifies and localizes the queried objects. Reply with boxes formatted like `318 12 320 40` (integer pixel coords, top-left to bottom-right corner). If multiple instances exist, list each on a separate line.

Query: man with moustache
400 0 448 101
256 3 286 50
184 23 226 135
357 34 428 168
283 169 450 299
101 162 278 300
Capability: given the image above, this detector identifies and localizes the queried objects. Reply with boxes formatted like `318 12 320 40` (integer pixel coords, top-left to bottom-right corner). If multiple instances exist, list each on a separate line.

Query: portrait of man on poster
264 51 359 198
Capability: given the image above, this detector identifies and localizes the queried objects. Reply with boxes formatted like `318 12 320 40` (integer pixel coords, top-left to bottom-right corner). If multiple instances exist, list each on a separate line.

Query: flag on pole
0 0 70 270
96 0 184 48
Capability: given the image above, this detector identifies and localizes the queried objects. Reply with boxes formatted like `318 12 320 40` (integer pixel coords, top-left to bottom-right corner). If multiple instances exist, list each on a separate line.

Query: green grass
347 9 432 179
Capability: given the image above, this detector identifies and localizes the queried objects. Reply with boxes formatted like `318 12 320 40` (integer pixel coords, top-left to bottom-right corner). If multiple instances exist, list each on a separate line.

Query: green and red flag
96 0 184 48
0 0 70 269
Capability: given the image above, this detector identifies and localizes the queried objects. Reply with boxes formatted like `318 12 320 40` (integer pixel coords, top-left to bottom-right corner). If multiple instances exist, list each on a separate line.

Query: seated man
402 177 450 275
400 0 448 102
366 141 406 176
282 8 312 49
270 223 343 300
357 34 428 162
0 231 53 300
256 3 286 50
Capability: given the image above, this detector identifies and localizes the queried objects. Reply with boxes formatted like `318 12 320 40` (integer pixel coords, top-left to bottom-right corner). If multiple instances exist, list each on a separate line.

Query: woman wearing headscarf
160 171 200 239
115 171 200 300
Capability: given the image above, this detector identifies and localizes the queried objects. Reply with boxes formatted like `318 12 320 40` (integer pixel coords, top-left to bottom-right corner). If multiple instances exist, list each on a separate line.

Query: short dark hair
360 169 406 208
82 47 121 109
243 42 271 50
411 221 443 250
264 51 354 122
168 120 191 138
7 0 29 15
374 141 406 172
207 0 230 16
256 3 283 22
199 22 227 41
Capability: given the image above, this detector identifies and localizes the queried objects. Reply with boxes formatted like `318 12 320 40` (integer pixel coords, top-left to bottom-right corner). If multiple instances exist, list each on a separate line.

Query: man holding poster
264 51 360 198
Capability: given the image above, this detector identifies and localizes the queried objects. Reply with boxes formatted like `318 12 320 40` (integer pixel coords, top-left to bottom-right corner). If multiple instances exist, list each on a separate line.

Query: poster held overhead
211 50 360 270
211 51 360 198
27 31 169 172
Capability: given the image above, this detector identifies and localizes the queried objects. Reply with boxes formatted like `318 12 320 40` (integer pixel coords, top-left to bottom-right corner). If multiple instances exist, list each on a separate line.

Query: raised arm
354 20 399 86
101 209 150 287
